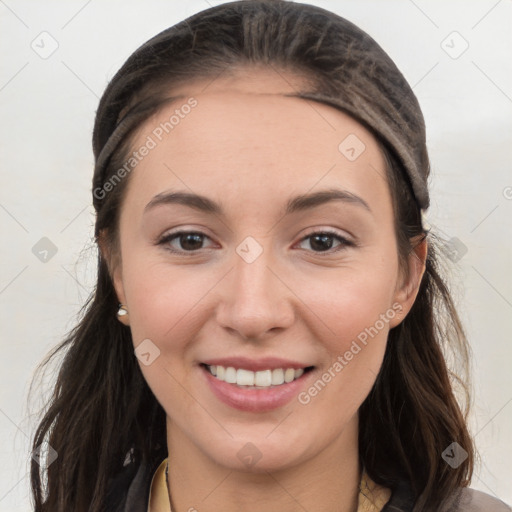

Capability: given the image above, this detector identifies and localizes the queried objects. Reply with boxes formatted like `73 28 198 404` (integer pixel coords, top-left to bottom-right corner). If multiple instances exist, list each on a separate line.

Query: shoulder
382 478 511 512
105 451 164 512
444 487 511 512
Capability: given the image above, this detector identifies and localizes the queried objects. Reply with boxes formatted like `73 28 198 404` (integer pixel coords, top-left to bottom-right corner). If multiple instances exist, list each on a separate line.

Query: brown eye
158 231 214 253
297 231 354 253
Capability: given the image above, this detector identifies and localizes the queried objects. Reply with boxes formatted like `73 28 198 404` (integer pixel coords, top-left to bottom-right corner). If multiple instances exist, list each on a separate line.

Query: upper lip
201 357 314 372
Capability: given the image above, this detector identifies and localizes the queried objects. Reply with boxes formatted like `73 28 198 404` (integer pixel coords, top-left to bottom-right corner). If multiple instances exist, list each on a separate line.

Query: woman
30 1 511 511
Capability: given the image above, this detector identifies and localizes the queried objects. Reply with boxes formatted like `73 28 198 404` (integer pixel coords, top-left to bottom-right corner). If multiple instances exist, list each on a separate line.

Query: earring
117 304 128 318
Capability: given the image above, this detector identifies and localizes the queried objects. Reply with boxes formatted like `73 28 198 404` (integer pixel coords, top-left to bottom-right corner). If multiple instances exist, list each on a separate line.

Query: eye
157 229 355 255
158 230 215 253
296 230 354 254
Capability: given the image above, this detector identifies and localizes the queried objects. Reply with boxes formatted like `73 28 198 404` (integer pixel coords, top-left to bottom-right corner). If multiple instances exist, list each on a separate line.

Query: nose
215 242 295 341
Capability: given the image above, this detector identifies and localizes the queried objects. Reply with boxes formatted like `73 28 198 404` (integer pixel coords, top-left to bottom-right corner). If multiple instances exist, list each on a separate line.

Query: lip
201 356 311 372
201 363 315 412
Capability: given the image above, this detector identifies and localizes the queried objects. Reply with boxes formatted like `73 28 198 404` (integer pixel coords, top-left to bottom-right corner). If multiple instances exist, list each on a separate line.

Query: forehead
144 91 368 161
132 65 380 163
124 67 389 216
149 65 373 149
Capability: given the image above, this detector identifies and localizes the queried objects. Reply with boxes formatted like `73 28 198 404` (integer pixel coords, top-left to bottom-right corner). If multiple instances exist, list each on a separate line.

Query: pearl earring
117 304 128 318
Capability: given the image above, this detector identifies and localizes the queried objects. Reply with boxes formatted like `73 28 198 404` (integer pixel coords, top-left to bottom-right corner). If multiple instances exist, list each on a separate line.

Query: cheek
308 283 393 394
123 260 212 347
295 274 396 426
122 262 214 413
291 256 399 415
293 257 399 351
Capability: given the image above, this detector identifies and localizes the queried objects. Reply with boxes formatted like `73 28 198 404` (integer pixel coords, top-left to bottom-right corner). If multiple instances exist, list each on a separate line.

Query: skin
103 67 427 512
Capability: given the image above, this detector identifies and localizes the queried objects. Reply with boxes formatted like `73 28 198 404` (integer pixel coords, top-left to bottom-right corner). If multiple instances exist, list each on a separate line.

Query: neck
165 415 361 512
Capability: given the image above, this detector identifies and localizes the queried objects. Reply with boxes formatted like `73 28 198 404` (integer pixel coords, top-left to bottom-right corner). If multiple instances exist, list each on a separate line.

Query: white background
0 0 511 510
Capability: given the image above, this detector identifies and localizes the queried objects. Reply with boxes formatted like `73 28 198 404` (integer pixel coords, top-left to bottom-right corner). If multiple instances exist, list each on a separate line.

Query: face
106 68 425 473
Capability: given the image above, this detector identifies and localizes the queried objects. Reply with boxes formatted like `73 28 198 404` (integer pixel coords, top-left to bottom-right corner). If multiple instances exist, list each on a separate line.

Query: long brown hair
30 1 474 511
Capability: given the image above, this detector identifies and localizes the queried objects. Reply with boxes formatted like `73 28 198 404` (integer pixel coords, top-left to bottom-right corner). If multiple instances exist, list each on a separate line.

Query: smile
199 356 317 412
204 364 313 388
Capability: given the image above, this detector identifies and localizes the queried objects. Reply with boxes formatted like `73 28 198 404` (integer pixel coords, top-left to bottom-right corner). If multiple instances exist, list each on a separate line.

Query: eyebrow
144 188 372 216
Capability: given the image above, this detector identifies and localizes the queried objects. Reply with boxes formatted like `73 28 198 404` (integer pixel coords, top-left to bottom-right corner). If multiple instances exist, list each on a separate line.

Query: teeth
284 368 295 383
255 369 272 387
271 368 284 385
237 368 255 386
205 365 308 388
225 367 237 384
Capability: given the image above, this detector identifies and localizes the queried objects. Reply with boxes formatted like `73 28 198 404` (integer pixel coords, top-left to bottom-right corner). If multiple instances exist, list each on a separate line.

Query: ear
97 229 130 326
389 235 428 328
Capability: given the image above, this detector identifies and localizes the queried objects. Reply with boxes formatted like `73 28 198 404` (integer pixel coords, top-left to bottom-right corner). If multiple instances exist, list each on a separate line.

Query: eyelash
157 229 355 256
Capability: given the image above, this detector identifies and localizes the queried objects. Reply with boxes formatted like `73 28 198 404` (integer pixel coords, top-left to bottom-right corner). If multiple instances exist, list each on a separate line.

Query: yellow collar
148 458 391 512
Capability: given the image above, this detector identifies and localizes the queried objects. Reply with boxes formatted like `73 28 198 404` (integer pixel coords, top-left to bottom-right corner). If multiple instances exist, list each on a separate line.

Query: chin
200 433 314 474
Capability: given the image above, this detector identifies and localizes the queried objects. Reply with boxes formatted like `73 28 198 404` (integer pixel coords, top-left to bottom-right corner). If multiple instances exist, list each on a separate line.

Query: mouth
199 362 316 412
201 363 315 389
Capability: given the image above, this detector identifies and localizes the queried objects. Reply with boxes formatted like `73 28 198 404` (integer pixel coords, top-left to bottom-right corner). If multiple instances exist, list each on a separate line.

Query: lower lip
201 365 313 412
